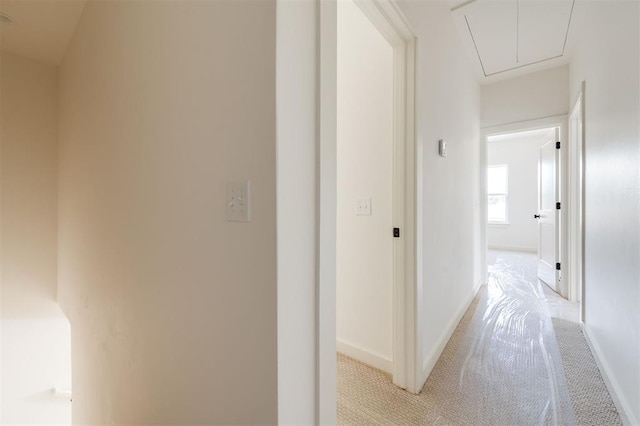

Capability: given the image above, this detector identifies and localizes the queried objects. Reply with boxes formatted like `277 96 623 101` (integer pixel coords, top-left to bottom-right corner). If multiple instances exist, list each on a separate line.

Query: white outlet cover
226 181 250 222
356 197 372 216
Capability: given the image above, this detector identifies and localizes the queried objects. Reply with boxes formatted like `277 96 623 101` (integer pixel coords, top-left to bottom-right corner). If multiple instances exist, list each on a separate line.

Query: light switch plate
356 197 372 216
226 181 250 222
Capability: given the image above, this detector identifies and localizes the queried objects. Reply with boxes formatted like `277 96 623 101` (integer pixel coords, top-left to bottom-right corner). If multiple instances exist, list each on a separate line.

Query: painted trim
567 85 585 307
579 81 586 321
337 340 393 374
581 324 638 426
487 245 537 253
318 0 338 423
421 279 483 385
479 114 488 300
482 114 568 135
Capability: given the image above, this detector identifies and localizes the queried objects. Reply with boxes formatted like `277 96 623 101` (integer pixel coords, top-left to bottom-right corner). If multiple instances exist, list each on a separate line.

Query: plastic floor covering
337 251 618 425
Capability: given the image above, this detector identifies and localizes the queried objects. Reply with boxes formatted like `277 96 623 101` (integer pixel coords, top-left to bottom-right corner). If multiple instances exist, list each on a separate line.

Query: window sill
488 222 510 228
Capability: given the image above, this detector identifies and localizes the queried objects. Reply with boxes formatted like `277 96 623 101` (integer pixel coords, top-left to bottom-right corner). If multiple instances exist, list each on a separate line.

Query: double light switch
226 181 250 222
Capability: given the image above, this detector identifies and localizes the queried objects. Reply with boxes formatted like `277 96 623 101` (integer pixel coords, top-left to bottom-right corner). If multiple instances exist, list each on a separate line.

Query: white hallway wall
276 0 318 423
567 1 640 423
336 0 394 373
0 53 71 424
396 0 482 387
57 0 278 423
487 131 554 252
481 65 569 128
277 0 482 422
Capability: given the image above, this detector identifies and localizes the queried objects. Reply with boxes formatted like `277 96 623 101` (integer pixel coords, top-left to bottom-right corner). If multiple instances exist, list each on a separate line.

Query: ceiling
0 0 87 66
0 0 575 74
451 0 575 84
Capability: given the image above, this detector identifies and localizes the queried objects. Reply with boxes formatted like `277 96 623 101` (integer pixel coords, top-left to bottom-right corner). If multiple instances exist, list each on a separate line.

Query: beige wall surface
57 0 278 423
396 0 482 387
567 1 640 423
1 52 71 424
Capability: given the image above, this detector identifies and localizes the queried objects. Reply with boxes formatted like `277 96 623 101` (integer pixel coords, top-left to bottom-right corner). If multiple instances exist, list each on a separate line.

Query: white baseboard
420 279 483 388
581 323 639 426
488 244 537 253
337 339 392 374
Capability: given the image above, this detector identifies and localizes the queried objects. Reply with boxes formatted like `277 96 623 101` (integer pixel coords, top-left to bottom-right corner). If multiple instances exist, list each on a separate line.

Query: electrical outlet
356 197 372 216
226 181 250 222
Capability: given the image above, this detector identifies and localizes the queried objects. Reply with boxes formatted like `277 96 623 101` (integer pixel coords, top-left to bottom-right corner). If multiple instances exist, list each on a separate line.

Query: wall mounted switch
356 197 372 216
226 181 251 222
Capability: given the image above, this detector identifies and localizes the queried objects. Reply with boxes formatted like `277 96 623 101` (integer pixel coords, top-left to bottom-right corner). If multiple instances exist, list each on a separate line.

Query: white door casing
567 83 585 318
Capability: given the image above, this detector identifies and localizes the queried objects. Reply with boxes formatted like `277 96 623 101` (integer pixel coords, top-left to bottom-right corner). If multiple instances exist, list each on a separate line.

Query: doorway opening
486 126 562 292
482 115 582 323
332 0 416 389
335 0 395 376
318 0 417 422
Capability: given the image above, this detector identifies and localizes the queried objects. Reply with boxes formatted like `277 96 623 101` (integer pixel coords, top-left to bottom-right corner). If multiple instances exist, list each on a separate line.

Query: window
488 164 508 224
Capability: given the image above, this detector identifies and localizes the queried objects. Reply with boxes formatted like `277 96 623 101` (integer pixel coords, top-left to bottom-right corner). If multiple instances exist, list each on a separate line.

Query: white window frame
487 164 509 225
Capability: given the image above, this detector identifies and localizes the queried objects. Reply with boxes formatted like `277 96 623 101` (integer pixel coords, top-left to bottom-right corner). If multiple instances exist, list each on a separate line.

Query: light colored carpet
552 318 622 426
338 253 621 425
337 290 480 425
338 318 622 425
338 316 622 425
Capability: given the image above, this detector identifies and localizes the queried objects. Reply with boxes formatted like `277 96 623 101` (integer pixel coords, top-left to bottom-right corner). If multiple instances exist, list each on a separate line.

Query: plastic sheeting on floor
432 252 577 425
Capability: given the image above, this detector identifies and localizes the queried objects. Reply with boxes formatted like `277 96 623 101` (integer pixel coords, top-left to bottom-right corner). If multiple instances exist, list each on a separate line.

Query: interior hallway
337 250 620 425
1 0 637 422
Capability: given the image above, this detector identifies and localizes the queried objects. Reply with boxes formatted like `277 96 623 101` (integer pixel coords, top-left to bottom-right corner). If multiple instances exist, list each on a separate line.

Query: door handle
534 214 541 219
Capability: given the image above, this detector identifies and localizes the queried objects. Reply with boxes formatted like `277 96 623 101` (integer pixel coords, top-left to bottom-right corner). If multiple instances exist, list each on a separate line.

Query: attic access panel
452 0 574 78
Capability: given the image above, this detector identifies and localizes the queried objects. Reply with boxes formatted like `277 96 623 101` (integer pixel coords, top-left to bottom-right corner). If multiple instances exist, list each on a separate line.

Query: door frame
318 0 417 422
481 115 568 295
567 82 586 320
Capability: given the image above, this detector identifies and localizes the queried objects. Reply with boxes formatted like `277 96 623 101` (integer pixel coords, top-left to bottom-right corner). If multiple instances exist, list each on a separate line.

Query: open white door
537 133 560 292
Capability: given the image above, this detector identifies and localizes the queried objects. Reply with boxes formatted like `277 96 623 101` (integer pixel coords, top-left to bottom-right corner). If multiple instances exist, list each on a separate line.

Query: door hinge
556 141 561 149
393 228 400 238
556 202 561 210
556 263 561 271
